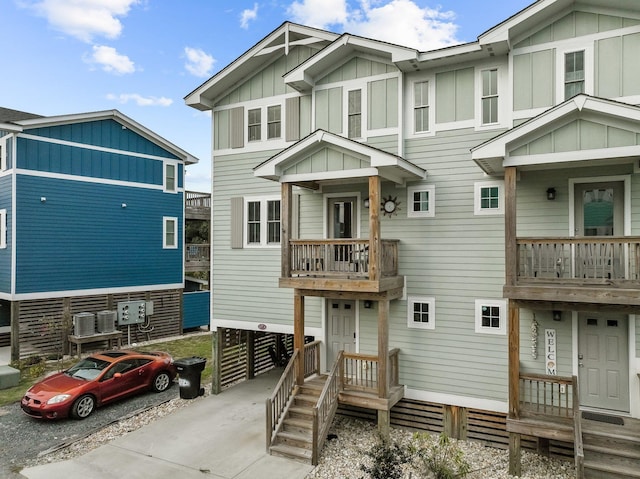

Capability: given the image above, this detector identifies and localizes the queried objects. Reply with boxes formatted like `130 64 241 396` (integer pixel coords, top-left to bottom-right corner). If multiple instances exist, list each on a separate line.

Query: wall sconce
546 187 556 200
552 310 562 321
363 198 370 209
363 300 373 309
40 197 46 203
121 203 127 208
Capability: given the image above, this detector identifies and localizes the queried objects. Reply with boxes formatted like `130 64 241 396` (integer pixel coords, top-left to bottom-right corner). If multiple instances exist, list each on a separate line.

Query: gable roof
8 109 199 165
185 22 338 110
0 107 42 123
471 94 640 174
254 129 425 187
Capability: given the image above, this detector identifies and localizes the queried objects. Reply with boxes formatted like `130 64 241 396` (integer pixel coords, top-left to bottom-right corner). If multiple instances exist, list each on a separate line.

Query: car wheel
152 372 171 392
71 394 95 419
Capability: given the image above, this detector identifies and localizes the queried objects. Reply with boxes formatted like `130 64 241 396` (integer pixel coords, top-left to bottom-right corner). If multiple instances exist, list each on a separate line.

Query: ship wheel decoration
381 195 400 217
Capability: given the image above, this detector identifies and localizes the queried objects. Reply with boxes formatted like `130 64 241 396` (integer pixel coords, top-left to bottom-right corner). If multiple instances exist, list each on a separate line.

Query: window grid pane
480 186 499 209
564 51 585 99
348 90 361 138
414 81 429 132
267 200 281 244
481 305 500 329
248 108 261 142
413 302 429 323
481 69 498 124
247 201 261 244
165 219 176 247
413 191 429 212
267 105 281 139
165 164 176 191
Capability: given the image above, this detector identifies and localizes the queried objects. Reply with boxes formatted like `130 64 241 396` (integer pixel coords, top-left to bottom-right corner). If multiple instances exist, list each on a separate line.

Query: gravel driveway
0 382 179 478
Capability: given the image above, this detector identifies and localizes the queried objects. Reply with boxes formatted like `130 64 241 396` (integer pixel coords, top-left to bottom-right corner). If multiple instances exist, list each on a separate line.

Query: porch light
546 187 556 200
552 310 562 321
363 198 370 208
363 300 373 309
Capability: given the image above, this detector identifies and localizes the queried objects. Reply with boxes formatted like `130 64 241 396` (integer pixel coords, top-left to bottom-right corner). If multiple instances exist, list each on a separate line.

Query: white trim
474 180 504 216
406 185 435 218
411 78 433 135
243 195 281 248
0 283 184 301
210 317 323 338
475 299 507 335
407 296 435 330
475 61 509 130
556 44 593 102
163 216 178 249
0 136 7 171
163 161 179 193
404 386 508 414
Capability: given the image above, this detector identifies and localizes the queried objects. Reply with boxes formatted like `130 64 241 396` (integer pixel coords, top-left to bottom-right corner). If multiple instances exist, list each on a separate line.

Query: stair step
584 459 640 479
276 430 313 449
270 443 313 464
584 443 640 460
288 405 314 418
284 417 314 435
294 393 319 407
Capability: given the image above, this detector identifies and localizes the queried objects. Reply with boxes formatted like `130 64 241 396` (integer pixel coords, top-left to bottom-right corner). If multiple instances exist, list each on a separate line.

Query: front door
574 181 623 237
326 300 356 366
578 313 629 412
328 197 357 239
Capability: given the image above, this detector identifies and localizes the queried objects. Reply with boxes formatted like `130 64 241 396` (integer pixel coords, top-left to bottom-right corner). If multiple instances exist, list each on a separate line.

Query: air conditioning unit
73 312 95 337
96 310 117 333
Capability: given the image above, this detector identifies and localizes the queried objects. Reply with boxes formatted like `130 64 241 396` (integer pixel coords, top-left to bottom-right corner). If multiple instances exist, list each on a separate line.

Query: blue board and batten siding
0 175 12 293
10 119 184 295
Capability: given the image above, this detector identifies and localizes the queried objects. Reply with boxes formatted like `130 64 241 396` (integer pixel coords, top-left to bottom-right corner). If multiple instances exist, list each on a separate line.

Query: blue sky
1 0 533 192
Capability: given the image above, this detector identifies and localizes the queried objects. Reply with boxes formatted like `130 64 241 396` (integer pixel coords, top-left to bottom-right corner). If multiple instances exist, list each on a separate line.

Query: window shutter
230 107 244 149
285 97 300 142
230 197 244 248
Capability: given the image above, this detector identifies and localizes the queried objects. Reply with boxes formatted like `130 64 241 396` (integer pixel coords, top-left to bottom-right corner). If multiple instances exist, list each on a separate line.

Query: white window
481 69 498 125
248 108 261 142
244 197 281 247
164 162 177 192
0 138 6 171
474 180 504 216
267 105 281 139
163 217 178 249
407 296 435 330
0 209 6 249
564 50 584 100
348 89 362 139
475 299 507 335
414 81 429 133
407 185 435 218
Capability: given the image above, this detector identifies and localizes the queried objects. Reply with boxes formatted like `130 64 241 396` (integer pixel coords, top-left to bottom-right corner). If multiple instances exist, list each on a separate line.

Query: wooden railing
266 349 299 451
312 351 342 465
573 375 584 479
303 340 321 378
185 191 211 208
289 239 399 279
185 244 210 262
339 349 400 396
516 237 640 284
519 373 575 417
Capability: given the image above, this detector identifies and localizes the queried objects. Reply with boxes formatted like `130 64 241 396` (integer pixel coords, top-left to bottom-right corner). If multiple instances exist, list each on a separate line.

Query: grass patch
0 333 213 408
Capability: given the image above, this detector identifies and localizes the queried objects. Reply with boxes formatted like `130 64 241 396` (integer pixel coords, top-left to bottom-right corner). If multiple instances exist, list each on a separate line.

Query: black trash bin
174 356 206 399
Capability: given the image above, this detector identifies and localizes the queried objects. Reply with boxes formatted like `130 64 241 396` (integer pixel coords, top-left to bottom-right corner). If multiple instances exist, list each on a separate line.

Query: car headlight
47 394 72 405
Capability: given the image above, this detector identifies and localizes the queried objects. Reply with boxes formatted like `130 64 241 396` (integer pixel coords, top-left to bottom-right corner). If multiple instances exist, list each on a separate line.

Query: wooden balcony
505 236 640 306
279 239 403 295
185 191 211 220
185 243 210 272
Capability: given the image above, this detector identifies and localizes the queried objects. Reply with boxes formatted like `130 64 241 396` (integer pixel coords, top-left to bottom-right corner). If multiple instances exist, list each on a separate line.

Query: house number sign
545 329 557 375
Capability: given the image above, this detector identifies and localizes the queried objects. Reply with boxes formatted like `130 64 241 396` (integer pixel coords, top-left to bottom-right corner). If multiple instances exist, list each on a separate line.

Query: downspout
397 70 404 158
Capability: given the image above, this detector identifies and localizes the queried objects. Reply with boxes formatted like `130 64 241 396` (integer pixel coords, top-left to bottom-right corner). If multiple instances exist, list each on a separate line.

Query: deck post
368 175 381 282
246 330 255 379
377 299 390 437
294 291 305 386
211 328 222 394
509 433 522 477
281 182 292 279
10 301 20 362
505 166 517 286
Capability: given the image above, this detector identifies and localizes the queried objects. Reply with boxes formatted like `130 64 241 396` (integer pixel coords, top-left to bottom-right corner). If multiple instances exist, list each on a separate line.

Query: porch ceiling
254 129 426 188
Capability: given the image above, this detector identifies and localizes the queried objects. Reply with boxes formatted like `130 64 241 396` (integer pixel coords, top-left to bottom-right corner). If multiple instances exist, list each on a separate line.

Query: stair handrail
572 375 584 479
311 350 343 465
266 349 300 451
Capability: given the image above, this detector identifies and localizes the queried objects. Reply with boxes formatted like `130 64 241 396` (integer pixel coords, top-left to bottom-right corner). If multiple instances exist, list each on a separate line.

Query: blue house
0 107 198 362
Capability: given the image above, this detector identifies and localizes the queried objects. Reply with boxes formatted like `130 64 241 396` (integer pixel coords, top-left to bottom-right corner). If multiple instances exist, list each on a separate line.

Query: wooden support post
509 433 522 477
509 301 520 419
246 330 255 379
378 299 389 400
368 175 381 282
294 291 305 386
211 328 222 394
537 437 550 456
443 405 468 440
10 301 19 362
505 166 517 287
281 182 292 279
378 410 391 439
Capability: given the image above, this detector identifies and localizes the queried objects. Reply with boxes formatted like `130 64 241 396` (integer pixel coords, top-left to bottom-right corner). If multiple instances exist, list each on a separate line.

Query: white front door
326 300 356 366
578 313 629 412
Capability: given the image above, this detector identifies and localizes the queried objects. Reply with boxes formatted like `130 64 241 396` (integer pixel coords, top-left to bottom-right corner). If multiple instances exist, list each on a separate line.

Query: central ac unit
73 312 95 337
96 310 117 333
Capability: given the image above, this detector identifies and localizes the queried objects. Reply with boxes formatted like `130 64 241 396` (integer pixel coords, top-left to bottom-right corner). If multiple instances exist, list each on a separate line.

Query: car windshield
66 357 111 381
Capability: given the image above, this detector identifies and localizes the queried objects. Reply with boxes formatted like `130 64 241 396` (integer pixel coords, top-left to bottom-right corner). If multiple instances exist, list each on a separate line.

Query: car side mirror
113 372 122 379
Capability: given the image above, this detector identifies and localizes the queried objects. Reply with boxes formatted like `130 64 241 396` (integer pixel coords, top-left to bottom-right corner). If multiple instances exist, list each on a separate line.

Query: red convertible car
21 350 176 420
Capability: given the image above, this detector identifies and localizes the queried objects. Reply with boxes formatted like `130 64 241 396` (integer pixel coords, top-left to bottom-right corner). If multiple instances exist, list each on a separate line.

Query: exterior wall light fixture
552 310 562 321
363 198 370 208
546 187 556 200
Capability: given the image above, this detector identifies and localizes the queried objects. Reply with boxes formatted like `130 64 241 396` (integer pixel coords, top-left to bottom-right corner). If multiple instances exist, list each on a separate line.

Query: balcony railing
186 244 210 262
289 239 399 279
185 191 211 208
516 237 640 284
339 349 400 397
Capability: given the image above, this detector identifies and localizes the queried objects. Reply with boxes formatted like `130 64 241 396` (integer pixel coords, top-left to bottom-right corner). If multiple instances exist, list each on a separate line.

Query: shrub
359 434 411 479
411 432 470 479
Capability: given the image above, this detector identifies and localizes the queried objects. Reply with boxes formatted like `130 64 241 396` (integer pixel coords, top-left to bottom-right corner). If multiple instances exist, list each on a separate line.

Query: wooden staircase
582 417 640 479
269 375 326 463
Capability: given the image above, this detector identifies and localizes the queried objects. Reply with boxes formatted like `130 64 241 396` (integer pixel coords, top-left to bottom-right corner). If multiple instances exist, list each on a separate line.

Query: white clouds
87 45 136 74
106 93 173 107
184 47 216 78
27 0 140 43
240 3 259 29
287 0 459 51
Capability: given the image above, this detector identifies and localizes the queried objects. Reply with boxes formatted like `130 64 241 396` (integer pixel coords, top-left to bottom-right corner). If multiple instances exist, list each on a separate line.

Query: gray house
186 0 640 475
